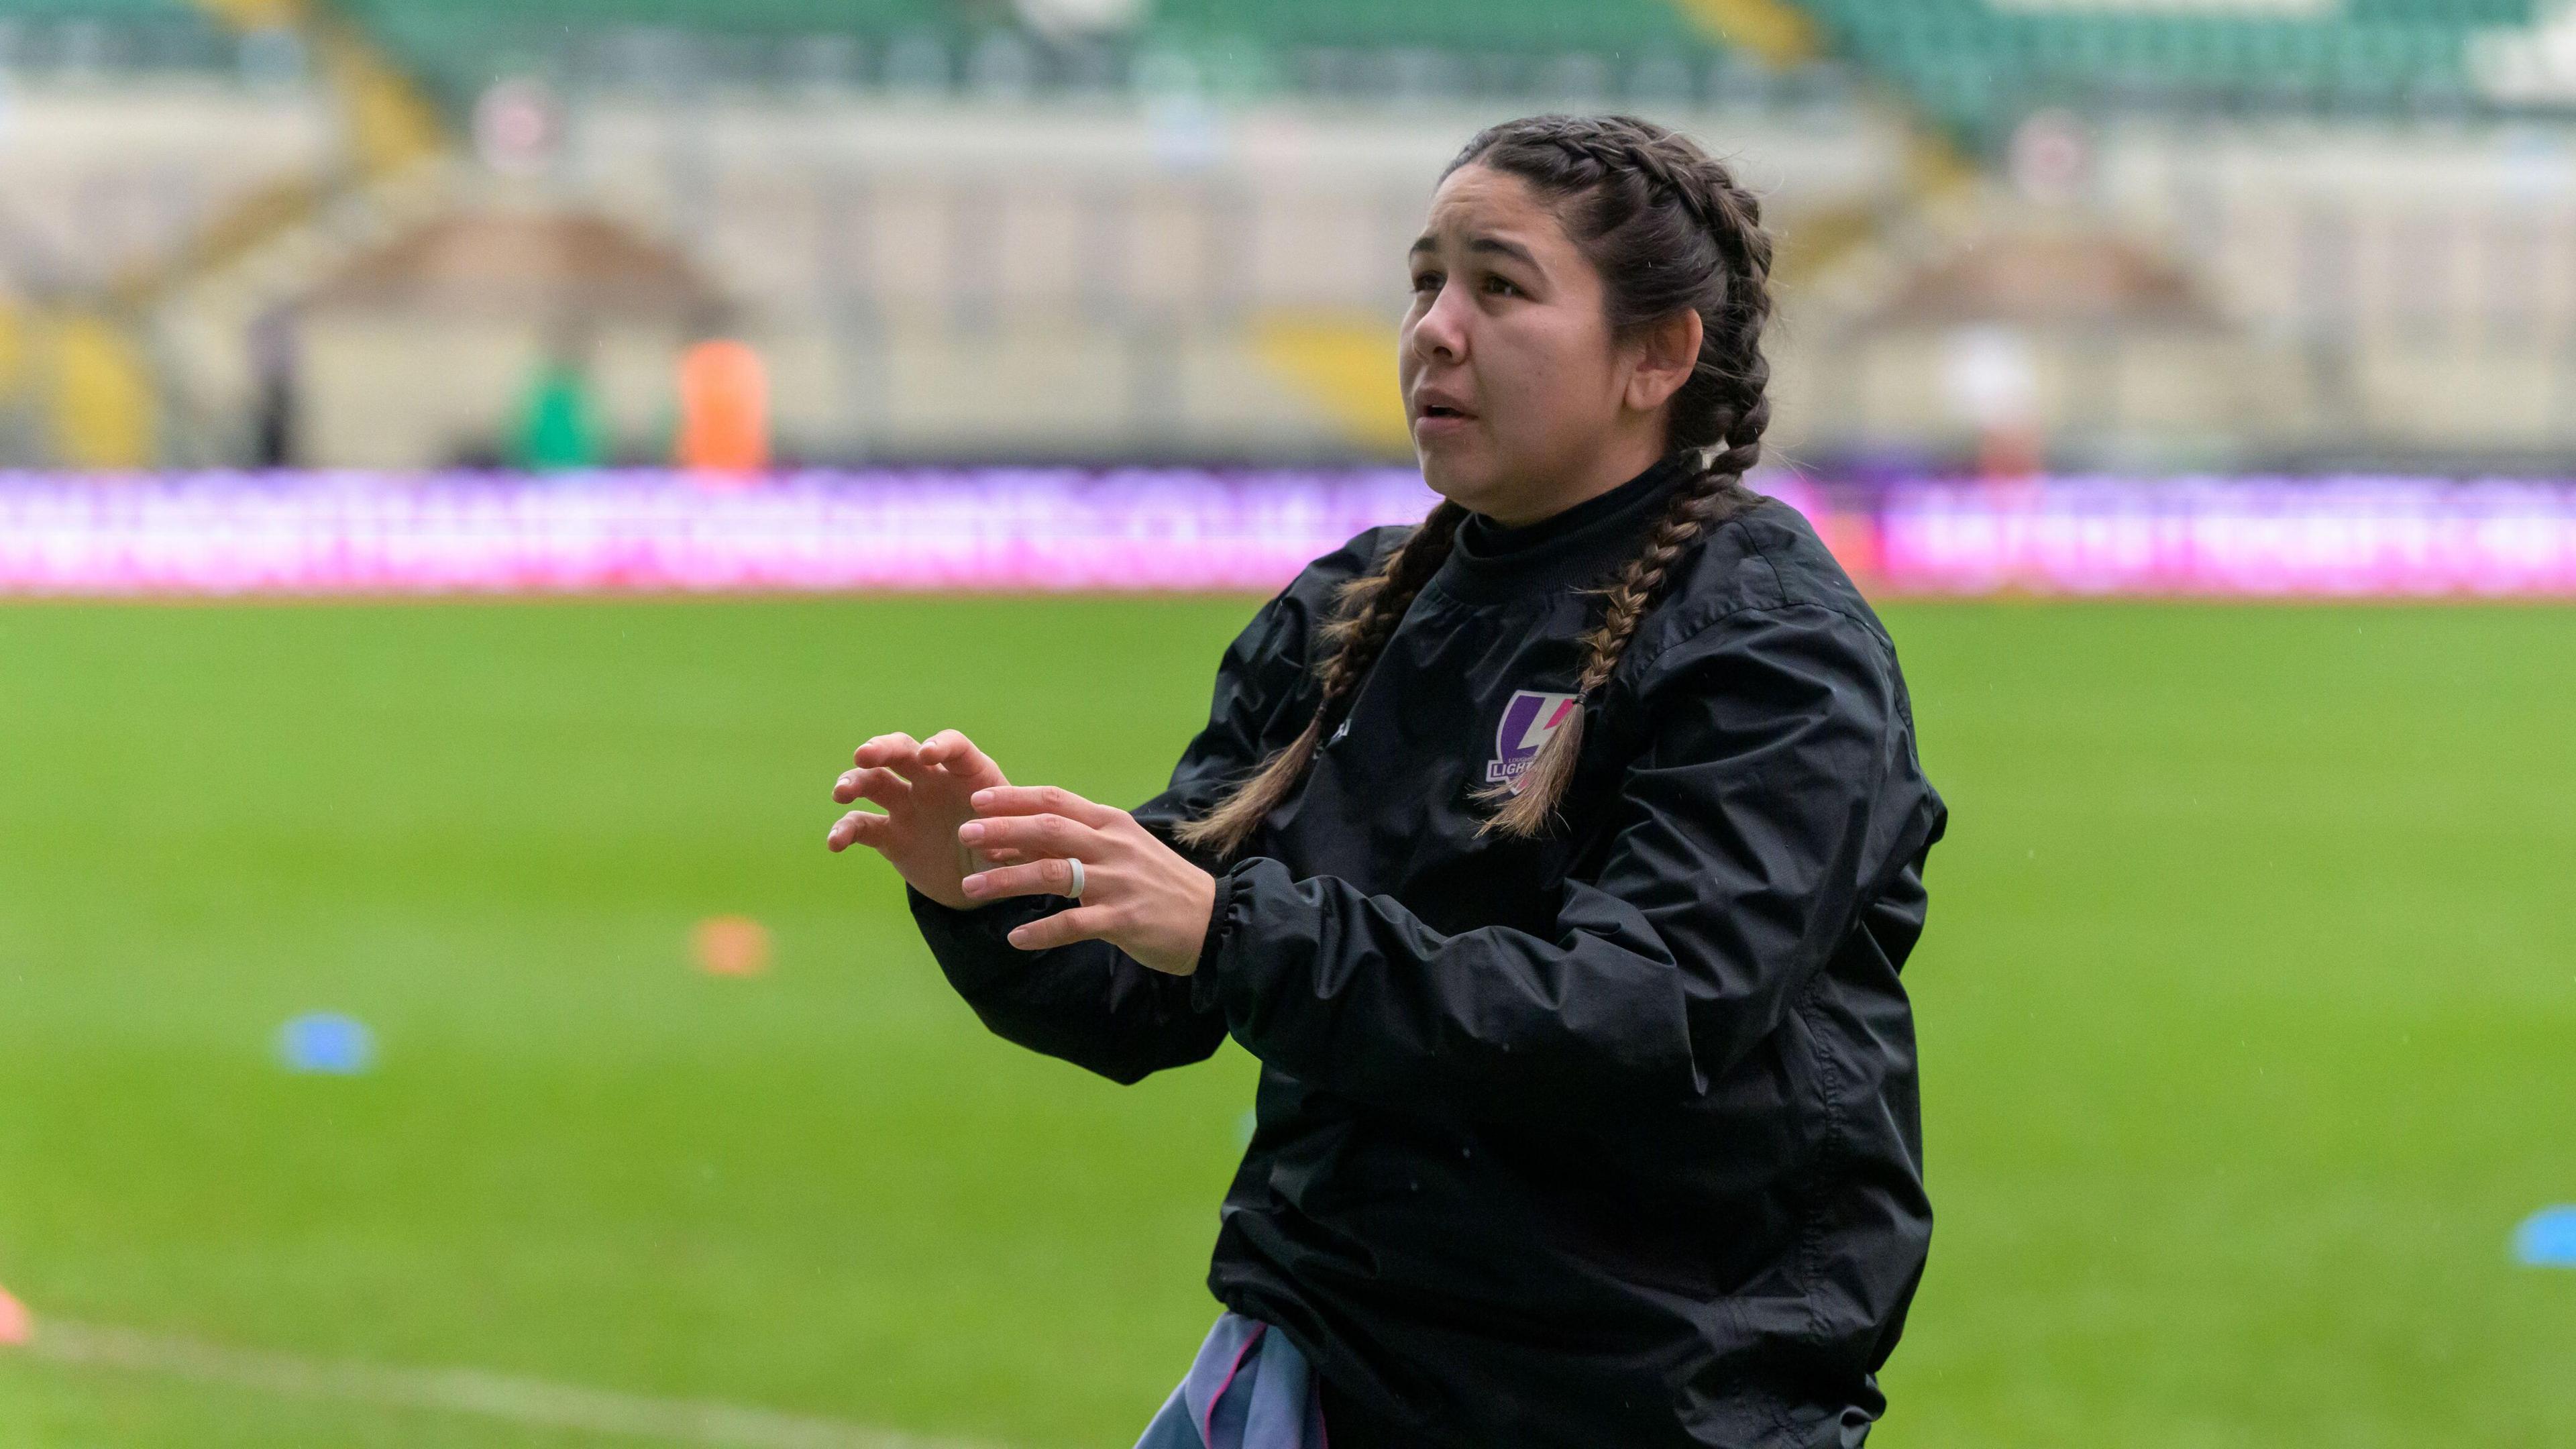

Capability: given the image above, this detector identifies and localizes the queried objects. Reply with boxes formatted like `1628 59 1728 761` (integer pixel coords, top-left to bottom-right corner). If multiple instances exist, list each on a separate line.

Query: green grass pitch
0 596 2569 1446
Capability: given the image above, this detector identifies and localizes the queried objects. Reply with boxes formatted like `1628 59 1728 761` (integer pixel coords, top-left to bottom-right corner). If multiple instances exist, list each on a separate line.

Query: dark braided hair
1177 114 1775 857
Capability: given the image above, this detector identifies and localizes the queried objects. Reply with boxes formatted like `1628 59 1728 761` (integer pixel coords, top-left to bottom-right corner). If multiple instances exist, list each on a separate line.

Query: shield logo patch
1485 690 1580 795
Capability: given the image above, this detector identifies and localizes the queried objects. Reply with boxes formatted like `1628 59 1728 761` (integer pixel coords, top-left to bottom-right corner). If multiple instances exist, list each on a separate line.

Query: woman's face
1400 164 1648 525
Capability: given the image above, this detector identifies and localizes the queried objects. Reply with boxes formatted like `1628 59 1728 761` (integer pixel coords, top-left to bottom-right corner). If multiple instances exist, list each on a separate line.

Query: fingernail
961 873 987 896
971 789 993 807
959 822 984 844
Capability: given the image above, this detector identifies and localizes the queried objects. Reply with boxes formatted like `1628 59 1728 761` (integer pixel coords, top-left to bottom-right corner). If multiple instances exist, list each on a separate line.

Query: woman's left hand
957 786 1219 977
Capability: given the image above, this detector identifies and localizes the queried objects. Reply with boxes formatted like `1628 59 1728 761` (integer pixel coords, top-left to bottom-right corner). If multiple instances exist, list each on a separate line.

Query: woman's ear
1623 309 1704 415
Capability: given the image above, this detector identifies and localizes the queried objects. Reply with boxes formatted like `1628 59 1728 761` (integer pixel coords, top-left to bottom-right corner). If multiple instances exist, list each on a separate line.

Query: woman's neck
1456 452 1687 562
1477 432 1670 529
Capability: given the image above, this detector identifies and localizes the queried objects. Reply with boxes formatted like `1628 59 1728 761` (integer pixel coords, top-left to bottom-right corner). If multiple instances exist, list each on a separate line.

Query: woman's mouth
1414 402 1476 437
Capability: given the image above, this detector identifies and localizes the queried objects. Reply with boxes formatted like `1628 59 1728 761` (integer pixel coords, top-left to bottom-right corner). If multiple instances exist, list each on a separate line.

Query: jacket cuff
1186 863 1242 1012
906 881 1052 993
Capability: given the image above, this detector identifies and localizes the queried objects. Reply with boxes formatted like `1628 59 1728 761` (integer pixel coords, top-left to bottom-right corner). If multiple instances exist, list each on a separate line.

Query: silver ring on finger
1065 857 1085 900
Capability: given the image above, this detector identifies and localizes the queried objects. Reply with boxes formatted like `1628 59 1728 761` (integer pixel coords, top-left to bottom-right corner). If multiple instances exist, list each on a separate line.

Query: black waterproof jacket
909 457 1947 1446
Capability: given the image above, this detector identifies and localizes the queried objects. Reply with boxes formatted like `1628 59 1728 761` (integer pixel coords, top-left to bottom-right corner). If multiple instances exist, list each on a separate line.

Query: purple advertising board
2 470 2571 598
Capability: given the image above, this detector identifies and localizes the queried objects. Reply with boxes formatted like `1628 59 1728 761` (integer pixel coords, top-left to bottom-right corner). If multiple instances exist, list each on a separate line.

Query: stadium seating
0 0 205 17
0 0 239 72
331 0 1741 109
1147 0 1717 61
1795 0 2547 144
330 0 941 108
309 0 2576 147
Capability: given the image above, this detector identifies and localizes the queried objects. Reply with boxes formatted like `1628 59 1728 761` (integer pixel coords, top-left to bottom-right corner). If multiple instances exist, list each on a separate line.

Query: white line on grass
23 1319 1010 1449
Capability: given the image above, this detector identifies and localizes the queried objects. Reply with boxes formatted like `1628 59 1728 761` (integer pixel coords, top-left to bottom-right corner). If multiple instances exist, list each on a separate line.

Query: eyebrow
1408 233 1541 269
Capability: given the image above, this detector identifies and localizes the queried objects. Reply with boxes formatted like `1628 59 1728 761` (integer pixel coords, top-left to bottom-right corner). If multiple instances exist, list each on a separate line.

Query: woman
826 114 1945 1448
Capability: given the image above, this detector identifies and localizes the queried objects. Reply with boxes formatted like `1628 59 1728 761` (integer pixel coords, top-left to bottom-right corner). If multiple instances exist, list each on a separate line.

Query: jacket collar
1421 453 1697 608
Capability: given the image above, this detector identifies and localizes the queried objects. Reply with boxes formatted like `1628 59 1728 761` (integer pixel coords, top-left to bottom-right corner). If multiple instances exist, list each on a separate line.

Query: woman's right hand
825 729 1012 910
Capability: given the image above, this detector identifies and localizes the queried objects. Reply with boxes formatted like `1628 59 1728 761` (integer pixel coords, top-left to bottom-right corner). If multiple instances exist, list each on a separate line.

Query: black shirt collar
1424 453 1697 608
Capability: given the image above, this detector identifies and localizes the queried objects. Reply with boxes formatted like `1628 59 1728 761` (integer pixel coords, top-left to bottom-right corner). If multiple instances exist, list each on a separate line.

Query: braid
1473 465 1755 837
1183 114 1777 852
1453 115 1777 838
1313 501 1465 704
1175 502 1467 859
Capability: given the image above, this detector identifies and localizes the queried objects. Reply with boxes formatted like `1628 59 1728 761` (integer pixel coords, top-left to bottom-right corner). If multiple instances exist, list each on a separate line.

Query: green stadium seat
1795 0 2548 147
0 0 203 15
330 0 1739 112
0 0 238 75
1148 0 1711 59
310 0 2565 140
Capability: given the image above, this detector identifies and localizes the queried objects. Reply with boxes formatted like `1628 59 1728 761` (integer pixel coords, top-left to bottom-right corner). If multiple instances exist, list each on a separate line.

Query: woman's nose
1411 286 1468 362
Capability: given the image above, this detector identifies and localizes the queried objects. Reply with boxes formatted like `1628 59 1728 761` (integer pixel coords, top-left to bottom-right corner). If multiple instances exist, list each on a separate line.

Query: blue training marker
2512 1205 2576 1268
277 1012 376 1075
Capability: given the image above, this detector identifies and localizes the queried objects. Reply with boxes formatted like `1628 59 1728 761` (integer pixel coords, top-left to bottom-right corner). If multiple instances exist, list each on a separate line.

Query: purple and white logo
1485 689 1580 794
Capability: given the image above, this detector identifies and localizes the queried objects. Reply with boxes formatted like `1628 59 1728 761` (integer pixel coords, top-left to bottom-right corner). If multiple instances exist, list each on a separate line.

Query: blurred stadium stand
1804 1 2546 146
3 0 2575 472
334 0 1763 109
0 0 242 75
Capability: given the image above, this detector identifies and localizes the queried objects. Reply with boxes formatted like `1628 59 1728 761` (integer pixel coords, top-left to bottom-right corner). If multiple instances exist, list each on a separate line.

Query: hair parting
1177 114 1776 858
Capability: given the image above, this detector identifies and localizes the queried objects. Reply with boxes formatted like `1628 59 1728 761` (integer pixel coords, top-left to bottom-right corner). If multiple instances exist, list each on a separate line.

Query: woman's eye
1483 275 1521 297
1410 272 1441 294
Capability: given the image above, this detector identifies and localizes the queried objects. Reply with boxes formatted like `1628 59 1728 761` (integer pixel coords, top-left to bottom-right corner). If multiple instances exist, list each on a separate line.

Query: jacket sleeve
906 529 1392 1084
1187 600 1936 1118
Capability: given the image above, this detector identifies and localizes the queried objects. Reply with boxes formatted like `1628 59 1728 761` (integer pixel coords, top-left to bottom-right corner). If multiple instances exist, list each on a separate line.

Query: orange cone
692 915 772 977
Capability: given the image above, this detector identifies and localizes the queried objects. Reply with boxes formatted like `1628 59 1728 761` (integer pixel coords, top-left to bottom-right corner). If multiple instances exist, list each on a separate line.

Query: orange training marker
692 916 772 977
673 339 770 477
0 1283 30 1346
